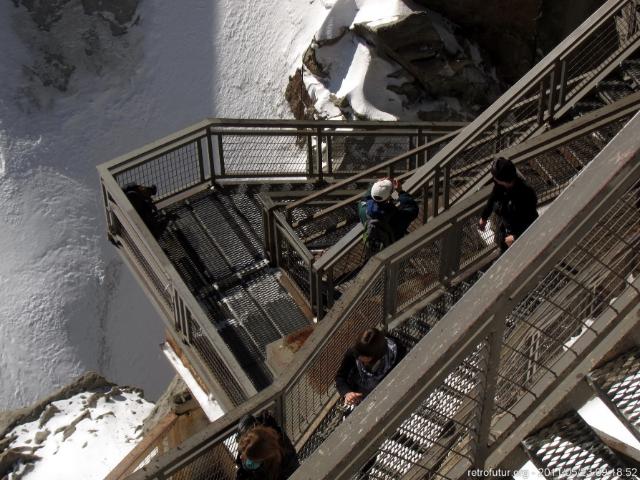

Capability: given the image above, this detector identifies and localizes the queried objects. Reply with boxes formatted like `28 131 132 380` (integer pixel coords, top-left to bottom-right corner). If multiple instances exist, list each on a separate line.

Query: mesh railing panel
188 315 248 407
277 226 312 300
163 432 238 480
112 214 173 310
283 268 386 442
523 412 628 479
332 242 368 288
294 204 360 246
493 176 640 423
459 213 497 270
221 134 309 176
298 278 480 463
114 139 204 200
589 348 640 438
354 340 489 480
565 8 634 99
394 239 442 313
327 134 412 176
310 110 632 318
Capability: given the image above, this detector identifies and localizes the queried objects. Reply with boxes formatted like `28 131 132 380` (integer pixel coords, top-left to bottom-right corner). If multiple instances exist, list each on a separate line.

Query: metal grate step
522 411 630 479
588 348 640 445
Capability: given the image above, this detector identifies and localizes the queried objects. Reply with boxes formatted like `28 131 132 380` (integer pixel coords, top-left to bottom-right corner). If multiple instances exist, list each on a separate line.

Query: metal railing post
310 261 318 319
408 134 415 171
316 127 324 182
206 126 216 186
548 62 559 119
471 311 509 470
266 207 277 263
196 137 205 183
431 167 441 218
537 77 547 126
307 132 314 177
314 267 324 320
558 59 567 105
418 129 427 167
443 165 451 210
217 134 225 177
274 221 283 268
421 183 429 224
438 222 463 286
327 132 333 176
383 264 399 328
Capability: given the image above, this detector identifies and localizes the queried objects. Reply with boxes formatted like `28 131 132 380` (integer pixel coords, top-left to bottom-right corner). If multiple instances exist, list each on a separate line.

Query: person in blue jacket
358 178 419 254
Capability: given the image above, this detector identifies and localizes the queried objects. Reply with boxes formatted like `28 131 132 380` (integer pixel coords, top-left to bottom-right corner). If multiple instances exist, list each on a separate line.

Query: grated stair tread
588 348 640 444
522 411 630 479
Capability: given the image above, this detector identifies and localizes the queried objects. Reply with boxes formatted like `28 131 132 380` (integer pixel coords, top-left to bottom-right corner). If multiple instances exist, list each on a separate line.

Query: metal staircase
98 1 640 478
293 112 640 480
110 99 640 479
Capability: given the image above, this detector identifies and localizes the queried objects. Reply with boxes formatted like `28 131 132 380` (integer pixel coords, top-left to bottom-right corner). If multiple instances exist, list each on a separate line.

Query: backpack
363 216 395 255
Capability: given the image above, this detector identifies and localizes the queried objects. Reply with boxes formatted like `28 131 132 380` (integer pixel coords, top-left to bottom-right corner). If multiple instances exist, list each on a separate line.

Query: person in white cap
358 177 419 254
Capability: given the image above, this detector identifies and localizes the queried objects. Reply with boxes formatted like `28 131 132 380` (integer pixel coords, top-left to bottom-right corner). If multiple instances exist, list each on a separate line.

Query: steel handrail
307 92 640 318
286 130 461 214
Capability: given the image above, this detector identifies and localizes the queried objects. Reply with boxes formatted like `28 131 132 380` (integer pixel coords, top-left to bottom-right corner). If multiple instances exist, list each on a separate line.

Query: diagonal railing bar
285 130 461 222
292 110 640 480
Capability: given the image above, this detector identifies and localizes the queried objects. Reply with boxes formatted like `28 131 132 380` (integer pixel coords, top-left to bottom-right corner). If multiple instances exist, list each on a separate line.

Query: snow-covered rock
294 0 500 121
1 372 153 480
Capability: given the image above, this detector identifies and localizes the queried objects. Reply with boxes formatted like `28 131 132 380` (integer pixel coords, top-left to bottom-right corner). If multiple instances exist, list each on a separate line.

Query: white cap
371 179 393 202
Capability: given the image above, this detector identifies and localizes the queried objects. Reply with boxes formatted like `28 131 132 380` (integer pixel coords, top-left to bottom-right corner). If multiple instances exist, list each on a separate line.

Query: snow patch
563 318 595 350
162 343 224 422
7 389 154 480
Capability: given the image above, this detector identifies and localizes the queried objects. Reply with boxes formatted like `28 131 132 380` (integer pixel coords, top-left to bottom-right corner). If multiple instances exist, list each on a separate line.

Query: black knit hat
491 157 517 182
354 328 387 360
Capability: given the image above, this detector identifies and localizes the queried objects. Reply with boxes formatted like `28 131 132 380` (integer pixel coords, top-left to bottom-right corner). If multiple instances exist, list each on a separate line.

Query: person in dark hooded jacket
235 411 299 480
478 157 538 253
335 328 406 407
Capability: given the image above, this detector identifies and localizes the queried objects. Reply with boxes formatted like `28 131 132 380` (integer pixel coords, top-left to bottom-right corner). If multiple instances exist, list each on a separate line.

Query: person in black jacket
478 158 538 253
335 328 406 407
235 411 299 480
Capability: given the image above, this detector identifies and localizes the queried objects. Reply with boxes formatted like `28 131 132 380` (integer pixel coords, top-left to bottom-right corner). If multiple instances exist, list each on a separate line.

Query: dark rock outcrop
412 0 606 83
10 0 142 110
353 11 501 113
285 68 317 121
12 0 139 33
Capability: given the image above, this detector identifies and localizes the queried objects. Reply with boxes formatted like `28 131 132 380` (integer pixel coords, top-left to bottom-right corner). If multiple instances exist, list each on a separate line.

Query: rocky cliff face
412 0 606 83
